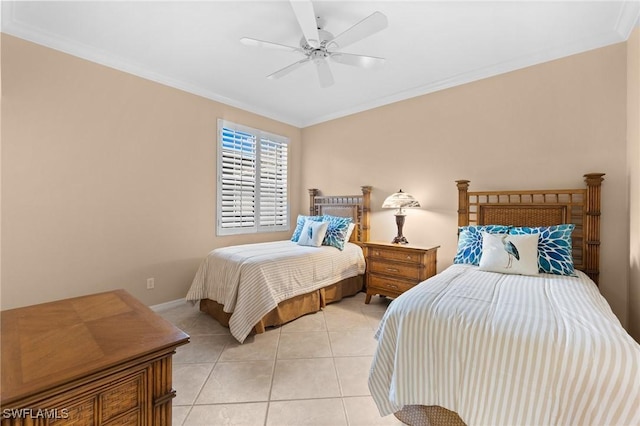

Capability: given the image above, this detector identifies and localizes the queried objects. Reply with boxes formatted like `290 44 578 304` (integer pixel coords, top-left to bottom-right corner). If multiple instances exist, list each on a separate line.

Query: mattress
368 264 640 425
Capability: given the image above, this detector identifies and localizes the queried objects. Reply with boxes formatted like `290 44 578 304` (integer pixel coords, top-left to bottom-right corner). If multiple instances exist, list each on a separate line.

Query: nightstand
363 242 439 304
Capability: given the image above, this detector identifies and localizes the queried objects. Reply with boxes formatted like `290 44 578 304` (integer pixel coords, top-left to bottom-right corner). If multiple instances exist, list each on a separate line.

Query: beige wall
1 35 302 309
629 26 640 341
1 33 635 329
301 43 630 327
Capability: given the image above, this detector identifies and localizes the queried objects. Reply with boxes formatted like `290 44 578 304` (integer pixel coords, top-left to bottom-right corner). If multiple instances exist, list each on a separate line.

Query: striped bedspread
186 240 365 342
369 264 640 426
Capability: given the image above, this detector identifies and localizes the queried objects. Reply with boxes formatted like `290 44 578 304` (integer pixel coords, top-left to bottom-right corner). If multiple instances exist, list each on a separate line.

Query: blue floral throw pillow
509 224 576 276
291 215 324 242
321 215 353 250
453 225 510 266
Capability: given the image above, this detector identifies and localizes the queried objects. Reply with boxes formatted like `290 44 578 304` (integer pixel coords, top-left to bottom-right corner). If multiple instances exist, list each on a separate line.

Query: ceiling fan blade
289 0 320 48
328 11 388 50
330 52 385 69
240 37 303 53
267 58 311 80
314 58 334 88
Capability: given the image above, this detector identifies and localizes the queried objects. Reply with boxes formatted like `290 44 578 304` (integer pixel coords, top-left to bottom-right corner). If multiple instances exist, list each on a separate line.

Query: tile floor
159 292 404 426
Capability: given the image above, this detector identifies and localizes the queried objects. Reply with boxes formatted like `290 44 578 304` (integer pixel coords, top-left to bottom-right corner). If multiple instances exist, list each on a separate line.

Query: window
217 119 289 235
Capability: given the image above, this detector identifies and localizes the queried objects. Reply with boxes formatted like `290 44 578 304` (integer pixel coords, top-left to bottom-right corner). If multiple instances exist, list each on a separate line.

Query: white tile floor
159 292 404 426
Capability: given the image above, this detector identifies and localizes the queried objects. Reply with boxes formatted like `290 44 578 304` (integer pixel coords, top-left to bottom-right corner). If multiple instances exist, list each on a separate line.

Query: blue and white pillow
478 232 540 276
453 225 510 266
321 215 353 250
291 215 324 242
509 224 576 276
297 220 329 247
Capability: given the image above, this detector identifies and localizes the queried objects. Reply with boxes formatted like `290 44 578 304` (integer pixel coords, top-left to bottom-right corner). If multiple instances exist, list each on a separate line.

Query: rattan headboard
456 173 604 284
308 186 371 243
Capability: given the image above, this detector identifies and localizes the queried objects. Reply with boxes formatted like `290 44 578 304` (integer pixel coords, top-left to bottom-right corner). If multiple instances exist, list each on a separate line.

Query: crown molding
614 1 640 38
3 1 638 129
301 29 626 127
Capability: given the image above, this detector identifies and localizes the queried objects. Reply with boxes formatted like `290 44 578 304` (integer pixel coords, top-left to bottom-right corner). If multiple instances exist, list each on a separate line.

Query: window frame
216 119 290 236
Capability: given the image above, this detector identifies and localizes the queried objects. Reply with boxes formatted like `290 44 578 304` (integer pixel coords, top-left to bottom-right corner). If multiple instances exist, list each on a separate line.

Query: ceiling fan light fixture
241 0 388 88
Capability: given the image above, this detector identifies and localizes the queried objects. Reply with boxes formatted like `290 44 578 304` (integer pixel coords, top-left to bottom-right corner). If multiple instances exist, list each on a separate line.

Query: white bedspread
186 240 365 342
369 264 640 426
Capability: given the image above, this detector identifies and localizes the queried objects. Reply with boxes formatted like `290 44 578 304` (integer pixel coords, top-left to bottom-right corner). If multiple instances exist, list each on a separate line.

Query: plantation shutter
259 136 288 230
217 119 289 235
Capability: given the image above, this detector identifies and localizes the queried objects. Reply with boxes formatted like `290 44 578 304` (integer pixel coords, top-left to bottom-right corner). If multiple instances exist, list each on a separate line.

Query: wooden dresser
1 290 189 425
363 242 439 303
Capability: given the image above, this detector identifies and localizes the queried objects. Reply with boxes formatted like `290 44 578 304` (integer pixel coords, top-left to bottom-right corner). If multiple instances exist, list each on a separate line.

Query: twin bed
185 174 640 425
186 186 371 343
369 173 640 426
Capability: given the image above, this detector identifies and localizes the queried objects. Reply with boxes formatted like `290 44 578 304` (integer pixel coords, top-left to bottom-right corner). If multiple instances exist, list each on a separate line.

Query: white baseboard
150 298 188 312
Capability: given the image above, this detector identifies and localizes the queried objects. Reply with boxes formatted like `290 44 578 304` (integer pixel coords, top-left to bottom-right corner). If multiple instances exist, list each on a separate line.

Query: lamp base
392 213 409 244
391 235 409 245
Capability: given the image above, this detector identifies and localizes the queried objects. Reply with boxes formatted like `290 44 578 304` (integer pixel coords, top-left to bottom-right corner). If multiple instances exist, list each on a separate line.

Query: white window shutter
259 136 288 230
217 120 289 235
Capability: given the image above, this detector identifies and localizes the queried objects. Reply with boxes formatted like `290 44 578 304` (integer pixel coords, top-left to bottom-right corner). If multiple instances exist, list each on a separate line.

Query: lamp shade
382 189 420 211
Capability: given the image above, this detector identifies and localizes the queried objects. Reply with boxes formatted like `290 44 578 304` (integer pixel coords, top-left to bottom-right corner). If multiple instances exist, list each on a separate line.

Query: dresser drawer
368 259 422 280
49 398 94 425
368 275 415 294
100 375 142 423
368 247 422 264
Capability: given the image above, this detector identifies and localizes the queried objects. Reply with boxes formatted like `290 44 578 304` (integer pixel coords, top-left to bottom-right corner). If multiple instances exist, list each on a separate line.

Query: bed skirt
394 406 466 426
199 275 364 334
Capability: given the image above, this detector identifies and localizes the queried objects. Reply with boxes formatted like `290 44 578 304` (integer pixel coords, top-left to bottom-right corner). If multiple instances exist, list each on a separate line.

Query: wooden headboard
456 173 604 284
308 186 371 243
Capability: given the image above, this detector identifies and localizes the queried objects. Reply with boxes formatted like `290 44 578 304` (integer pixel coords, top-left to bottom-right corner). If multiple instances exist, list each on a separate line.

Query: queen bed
368 174 640 426
186 186 371 343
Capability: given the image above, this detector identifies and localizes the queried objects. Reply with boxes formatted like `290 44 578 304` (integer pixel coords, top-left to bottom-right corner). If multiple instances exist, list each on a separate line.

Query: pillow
321 215 353 250
344 222 356 242
478 232 539 276
509 224 576 276
453 225 510 266
297 220 329 247
291 215 324 242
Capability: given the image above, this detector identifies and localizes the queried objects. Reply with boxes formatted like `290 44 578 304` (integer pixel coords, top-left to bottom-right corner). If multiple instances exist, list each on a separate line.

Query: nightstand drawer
368 275 415 294
369 259 422 281
363 242 439 305
368 247 422 264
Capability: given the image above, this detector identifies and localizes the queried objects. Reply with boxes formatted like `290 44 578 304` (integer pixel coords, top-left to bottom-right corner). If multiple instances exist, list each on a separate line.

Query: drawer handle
374 251 380 256
406 255 412 260
385 267 399 272
387 284 399 289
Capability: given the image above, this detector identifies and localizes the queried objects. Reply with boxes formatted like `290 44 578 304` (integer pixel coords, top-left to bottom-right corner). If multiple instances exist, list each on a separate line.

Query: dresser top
363 241 440 252
1 289 189 404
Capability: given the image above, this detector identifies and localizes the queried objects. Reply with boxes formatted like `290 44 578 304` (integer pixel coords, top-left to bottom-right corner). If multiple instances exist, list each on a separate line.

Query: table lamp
382 189 420 244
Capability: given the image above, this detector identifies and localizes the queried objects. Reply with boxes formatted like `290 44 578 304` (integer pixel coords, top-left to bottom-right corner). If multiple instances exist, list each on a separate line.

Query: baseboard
150 298 188 312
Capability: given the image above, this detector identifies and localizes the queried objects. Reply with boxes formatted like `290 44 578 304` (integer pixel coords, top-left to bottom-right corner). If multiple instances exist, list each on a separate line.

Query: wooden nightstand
363 242 439 304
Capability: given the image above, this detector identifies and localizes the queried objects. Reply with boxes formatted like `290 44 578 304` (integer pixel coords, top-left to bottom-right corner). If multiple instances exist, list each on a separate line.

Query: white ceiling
2 1 639 128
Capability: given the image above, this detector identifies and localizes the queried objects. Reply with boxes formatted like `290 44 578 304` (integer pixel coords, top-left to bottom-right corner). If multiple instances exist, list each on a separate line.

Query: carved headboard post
584 173 605 285
361 186 372 242
308 188 319 216
456 180 470 228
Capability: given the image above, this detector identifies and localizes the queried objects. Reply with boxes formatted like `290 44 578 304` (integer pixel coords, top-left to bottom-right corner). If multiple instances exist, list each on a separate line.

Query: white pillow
344 222 356 242
479 232 539 276
297 220 329 247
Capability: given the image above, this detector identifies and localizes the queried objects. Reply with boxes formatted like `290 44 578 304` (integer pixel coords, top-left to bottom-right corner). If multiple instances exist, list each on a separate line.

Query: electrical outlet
146 278 155 290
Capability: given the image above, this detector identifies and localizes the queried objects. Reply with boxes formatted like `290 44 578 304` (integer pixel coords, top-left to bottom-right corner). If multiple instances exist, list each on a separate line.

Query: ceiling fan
240 1 388 88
